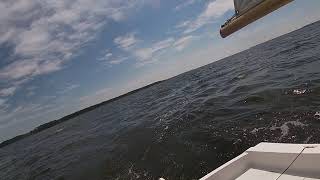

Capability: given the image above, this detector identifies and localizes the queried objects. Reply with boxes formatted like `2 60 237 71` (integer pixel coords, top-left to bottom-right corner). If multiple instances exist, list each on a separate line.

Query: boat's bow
201 143 320 180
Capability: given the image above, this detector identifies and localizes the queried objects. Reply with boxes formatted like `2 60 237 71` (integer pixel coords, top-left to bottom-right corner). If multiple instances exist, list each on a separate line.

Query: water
1 21 320 180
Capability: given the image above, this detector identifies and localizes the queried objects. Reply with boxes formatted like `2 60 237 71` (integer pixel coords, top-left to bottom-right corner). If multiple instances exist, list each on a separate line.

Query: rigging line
275 147 306 180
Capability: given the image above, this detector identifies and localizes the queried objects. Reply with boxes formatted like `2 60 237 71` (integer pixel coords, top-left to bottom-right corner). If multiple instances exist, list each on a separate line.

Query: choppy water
1 22 320 180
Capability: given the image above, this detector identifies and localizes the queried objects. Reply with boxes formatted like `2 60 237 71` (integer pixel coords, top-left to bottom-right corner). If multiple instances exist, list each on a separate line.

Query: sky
0 0 319 142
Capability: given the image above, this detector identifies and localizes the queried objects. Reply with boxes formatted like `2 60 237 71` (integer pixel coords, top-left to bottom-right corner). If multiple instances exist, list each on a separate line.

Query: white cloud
58 84 80 94
0 99 7 107
114 33 139 50
179 0 234 34
106 53 113 58
109 57 129 65
148 0 161 9
134 38 175 61
133 35 195 61
0 60 39 80
0 0 147 96
113 31 197 66
98 49 128 66
174 0 199 11
173 35 196 51
152 38 175 52
98 51 113 61
202 0 234 18
113 34 176 66
26 86 37 97
113 34 195 66
0 87 17 97
79 87 114 108
175 20 192 29
0 59 63 80
135 58 159 68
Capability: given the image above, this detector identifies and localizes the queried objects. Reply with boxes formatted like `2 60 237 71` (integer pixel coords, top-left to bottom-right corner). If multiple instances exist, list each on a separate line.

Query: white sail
234 0 265 15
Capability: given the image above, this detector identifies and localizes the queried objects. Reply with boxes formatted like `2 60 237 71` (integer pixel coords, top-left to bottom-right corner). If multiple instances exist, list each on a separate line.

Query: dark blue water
1 21 320 180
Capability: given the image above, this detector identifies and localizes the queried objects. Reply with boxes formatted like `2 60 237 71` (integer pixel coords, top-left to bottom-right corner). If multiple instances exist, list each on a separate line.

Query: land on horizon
0 80 164 147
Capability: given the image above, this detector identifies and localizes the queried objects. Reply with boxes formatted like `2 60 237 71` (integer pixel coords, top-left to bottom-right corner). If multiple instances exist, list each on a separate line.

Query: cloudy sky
0 0 319 142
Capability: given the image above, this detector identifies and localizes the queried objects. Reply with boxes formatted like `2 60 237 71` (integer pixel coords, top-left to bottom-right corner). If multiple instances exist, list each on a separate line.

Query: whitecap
250 127 264 134
56 128 64 133
303 136 313 143
293 89 306 95
237 74 246 79
315 112 320 119
270 121 306 139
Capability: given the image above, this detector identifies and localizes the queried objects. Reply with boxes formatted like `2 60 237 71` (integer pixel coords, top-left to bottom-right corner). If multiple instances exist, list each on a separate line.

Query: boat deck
237 168 319 180
201 143 320 180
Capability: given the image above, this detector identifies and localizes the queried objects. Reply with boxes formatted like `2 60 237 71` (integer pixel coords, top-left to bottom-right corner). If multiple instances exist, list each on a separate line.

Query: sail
234 0 265 15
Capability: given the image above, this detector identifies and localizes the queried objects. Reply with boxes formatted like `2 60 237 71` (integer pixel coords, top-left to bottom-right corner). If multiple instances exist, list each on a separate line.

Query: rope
275 147 306 180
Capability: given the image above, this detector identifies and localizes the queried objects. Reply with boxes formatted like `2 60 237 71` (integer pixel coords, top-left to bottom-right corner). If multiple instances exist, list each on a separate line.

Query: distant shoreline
0 80 165 148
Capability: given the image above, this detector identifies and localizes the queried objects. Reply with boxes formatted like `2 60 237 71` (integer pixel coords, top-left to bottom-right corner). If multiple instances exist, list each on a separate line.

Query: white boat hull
200 143 320 180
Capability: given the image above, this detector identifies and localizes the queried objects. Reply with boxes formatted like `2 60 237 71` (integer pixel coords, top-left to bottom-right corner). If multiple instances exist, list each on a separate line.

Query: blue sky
0 0 319 142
